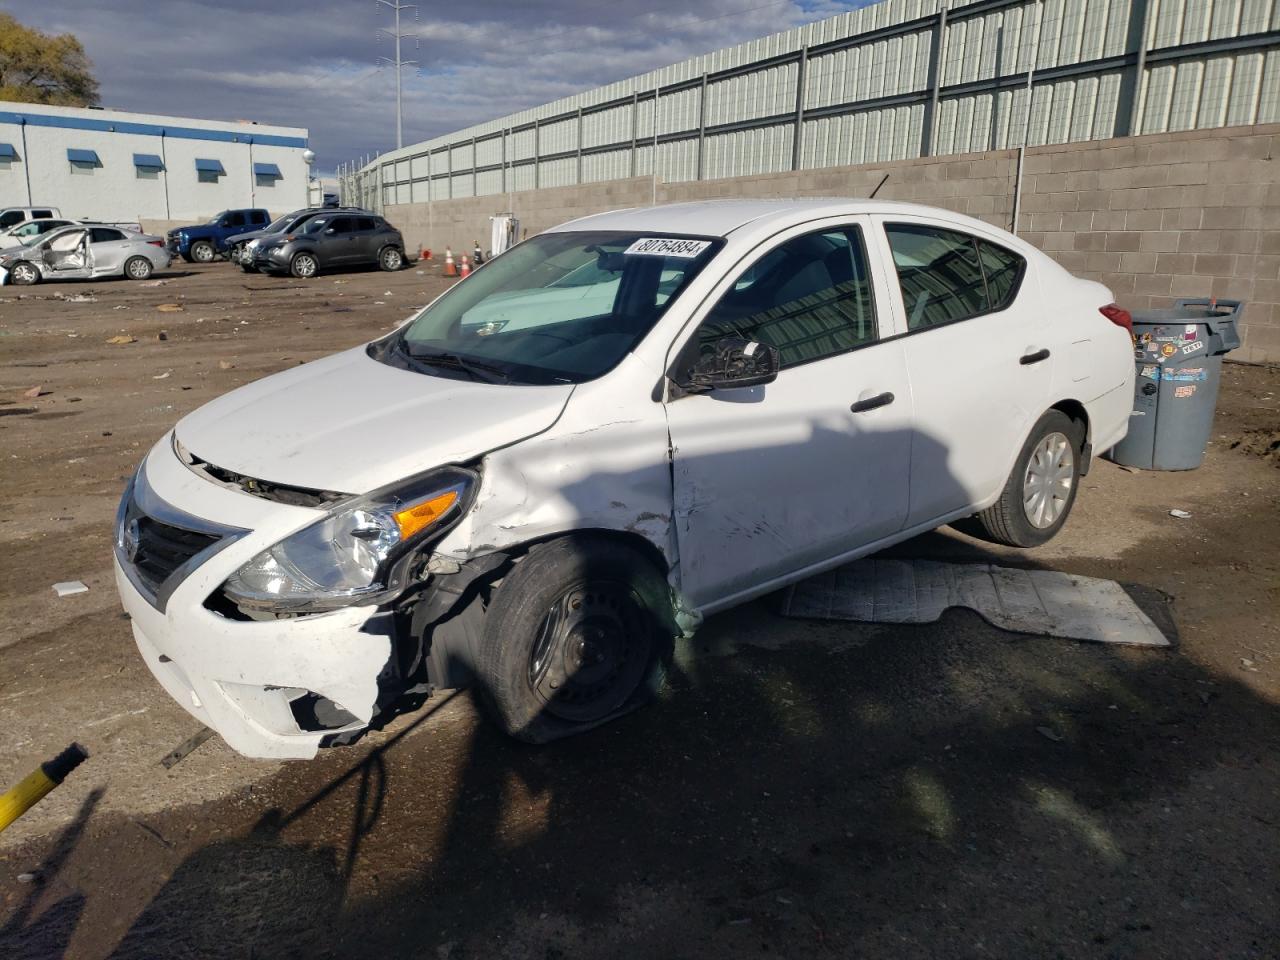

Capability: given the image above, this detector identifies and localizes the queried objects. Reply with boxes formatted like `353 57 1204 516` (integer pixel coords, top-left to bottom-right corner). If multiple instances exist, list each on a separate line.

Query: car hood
227 228 275 244
174 346 575 494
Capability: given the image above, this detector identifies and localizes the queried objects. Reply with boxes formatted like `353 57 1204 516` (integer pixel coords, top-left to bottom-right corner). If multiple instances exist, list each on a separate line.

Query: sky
3 0 871 175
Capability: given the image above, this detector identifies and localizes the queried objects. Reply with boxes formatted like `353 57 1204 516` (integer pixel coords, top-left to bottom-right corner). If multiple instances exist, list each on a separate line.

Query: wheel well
504 527 671 577
1050 399 1091 472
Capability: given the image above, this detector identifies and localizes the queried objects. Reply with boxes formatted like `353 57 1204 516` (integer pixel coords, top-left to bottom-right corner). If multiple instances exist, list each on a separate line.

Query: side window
327 216 353 233
885 223 1026 330
226 212 246 227
0 211 23 228
33 210 54 219
355 217 376 231
251 211 268 225
696 227 877 369
977 241 1024 311
90 227 125 243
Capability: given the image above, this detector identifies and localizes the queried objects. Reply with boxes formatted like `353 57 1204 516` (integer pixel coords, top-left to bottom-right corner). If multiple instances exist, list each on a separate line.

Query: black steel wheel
476 536 673 742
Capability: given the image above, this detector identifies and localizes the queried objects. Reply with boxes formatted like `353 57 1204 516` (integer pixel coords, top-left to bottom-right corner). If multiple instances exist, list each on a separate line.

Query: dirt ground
0 261 1277 960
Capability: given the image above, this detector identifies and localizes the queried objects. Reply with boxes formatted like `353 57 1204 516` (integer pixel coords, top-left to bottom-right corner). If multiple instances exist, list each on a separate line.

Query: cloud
4 0 871 174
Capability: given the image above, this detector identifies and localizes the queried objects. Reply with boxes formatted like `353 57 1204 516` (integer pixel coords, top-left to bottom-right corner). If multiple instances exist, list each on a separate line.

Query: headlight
222 466 475 613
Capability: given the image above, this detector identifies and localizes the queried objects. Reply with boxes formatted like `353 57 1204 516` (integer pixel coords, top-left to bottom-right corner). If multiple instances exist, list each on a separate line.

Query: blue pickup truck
166 208 271 263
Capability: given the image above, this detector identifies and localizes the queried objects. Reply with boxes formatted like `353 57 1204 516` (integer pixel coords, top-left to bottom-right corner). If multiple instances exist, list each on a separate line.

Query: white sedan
114 199 1134 758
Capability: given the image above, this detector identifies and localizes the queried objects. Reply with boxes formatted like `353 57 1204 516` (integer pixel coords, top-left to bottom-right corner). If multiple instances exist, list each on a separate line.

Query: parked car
253 211 404 277
113 199 1134 759
0 206 61 230
227 207 374 273
1 224 170 284
0 218 80 245
166 208 270 263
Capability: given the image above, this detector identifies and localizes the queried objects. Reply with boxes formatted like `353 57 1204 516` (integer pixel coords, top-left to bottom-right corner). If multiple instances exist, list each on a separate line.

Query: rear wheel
378 246 403 271
123 256 152 281
476 536 673 743
8 261 39 285
190 240 215 263
290 252 318 278
968 409 1083 547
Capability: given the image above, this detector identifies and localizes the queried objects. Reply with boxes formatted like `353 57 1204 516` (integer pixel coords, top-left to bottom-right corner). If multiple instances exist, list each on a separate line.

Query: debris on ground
157 330 168 341
1169 509 1193 519
218 359 235 370
1118 465 1142 473
156 303 184 313
1036 726 1065 742
58 293 96 303
139 279 170 287
106 334 137 344
52 581 89 597
160 727 215 770
16 873 37 884
153 371 171 379
21 385 45 398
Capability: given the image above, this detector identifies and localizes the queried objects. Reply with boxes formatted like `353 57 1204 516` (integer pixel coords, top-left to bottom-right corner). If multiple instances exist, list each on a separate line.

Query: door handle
1020 348 1051 365
850 391 895 413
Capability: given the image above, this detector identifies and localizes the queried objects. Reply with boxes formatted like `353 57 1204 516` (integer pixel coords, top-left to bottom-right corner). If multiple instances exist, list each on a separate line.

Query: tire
189 240 215 263
8 261 39 286
968 409 1084 547
289 252 318 279
378 245 403 271
123 256 153 281
476 536 674 743
239 263 257 273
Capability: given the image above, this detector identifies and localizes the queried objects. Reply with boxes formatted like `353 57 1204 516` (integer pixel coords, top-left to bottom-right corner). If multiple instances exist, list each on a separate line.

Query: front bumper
114 438 393 759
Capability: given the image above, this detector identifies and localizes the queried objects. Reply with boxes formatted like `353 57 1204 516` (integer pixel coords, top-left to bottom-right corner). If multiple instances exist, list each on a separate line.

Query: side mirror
684 337 779 392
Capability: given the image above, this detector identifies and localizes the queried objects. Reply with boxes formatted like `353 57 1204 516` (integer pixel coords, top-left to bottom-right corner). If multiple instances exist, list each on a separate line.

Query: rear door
871 217 1050 527
664 217 914 610
88 227 130 275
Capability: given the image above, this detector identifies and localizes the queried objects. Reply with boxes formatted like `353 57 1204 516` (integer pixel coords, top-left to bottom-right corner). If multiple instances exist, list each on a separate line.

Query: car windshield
264 215 295 232
388 231 721 385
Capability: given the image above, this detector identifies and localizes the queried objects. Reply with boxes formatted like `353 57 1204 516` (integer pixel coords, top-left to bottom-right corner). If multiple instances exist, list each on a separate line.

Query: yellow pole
0 743 88 833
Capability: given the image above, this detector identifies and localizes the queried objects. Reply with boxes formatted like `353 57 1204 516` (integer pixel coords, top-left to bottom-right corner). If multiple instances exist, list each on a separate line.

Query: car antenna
868 173 889 199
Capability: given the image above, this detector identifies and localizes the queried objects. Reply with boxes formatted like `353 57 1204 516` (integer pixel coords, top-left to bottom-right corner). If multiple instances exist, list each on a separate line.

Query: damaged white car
114 200 1135 759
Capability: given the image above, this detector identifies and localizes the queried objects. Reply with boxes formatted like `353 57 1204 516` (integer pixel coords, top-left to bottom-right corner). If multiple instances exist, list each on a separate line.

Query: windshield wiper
403 345 510 383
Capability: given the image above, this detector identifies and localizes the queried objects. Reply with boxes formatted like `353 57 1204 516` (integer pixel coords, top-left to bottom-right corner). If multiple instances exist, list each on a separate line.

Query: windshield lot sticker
1181 340 1204 354
1174 384 1196 398
624 238 712 258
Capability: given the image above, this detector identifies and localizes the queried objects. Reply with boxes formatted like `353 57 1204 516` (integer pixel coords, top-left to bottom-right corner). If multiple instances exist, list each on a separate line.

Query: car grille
130 516 221 596
116 470 245 610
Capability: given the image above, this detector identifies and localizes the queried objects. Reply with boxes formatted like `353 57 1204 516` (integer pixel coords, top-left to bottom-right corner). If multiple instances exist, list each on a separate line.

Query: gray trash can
1109 298 1242 470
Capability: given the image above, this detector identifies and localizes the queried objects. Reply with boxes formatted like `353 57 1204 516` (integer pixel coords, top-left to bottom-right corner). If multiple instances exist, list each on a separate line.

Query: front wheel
289 252 318 278
189 240 215 263
123 256 153 281
968 409 1083 547
378 246 403 271
476 537 673 743
8 261 39 285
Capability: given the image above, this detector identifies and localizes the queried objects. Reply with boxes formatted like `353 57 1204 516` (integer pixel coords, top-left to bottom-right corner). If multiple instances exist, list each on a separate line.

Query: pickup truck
166 209 271 263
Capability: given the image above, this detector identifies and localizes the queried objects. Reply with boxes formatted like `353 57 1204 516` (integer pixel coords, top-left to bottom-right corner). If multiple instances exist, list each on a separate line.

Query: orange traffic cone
444 247 457 277
423 248 432 261
459 255 472 279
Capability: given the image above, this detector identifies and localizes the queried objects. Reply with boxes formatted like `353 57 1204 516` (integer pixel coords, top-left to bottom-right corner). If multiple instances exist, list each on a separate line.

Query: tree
0 14 99 107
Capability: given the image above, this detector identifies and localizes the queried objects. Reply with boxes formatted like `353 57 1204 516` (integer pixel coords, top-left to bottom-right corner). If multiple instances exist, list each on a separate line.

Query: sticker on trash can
1181 340 1203 354
1161 343 1178 358
1165 367 1207 382
1173 385 1196 398
1140 365 1159 379
1184 323 1198 339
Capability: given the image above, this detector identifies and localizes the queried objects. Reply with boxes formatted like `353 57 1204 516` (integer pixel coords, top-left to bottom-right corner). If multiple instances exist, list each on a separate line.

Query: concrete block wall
385 123 1280 363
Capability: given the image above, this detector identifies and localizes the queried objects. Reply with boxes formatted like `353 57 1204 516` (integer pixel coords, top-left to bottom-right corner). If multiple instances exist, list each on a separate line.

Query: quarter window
885 223 1026 330
696 227 877 369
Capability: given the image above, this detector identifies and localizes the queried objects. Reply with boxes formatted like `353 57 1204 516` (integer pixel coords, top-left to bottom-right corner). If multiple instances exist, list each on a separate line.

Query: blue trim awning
194 158 225 174
253 162 282 178
67 148 100 165
0 143 16 159
133 153 165 170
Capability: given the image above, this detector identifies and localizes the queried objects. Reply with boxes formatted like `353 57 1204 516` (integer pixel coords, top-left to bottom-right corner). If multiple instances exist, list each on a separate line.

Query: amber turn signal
392 489 459 540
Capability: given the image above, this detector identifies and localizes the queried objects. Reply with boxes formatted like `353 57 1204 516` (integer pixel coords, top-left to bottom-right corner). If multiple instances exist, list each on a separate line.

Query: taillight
1099 303 1132 334
147 240 164 247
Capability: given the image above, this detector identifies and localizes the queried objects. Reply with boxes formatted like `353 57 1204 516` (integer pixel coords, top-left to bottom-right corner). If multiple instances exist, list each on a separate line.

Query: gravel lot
1 260 1277 959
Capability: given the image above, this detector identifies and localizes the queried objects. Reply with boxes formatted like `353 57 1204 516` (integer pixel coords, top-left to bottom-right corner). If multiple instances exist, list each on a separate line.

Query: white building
0 102 311 222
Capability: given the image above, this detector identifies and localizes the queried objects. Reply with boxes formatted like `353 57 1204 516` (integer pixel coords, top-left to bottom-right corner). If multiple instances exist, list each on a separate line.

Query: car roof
548 198 1008 240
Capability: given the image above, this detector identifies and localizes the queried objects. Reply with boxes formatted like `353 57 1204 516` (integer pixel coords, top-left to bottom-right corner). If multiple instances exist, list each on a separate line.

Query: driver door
663 218 914 611
43 230 93 278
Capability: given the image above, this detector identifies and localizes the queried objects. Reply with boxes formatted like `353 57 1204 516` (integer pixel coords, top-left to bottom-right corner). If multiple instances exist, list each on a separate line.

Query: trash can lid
1130 307 1223 323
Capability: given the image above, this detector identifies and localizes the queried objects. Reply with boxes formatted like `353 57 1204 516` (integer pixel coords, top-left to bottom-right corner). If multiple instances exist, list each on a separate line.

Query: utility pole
375 0 418 150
